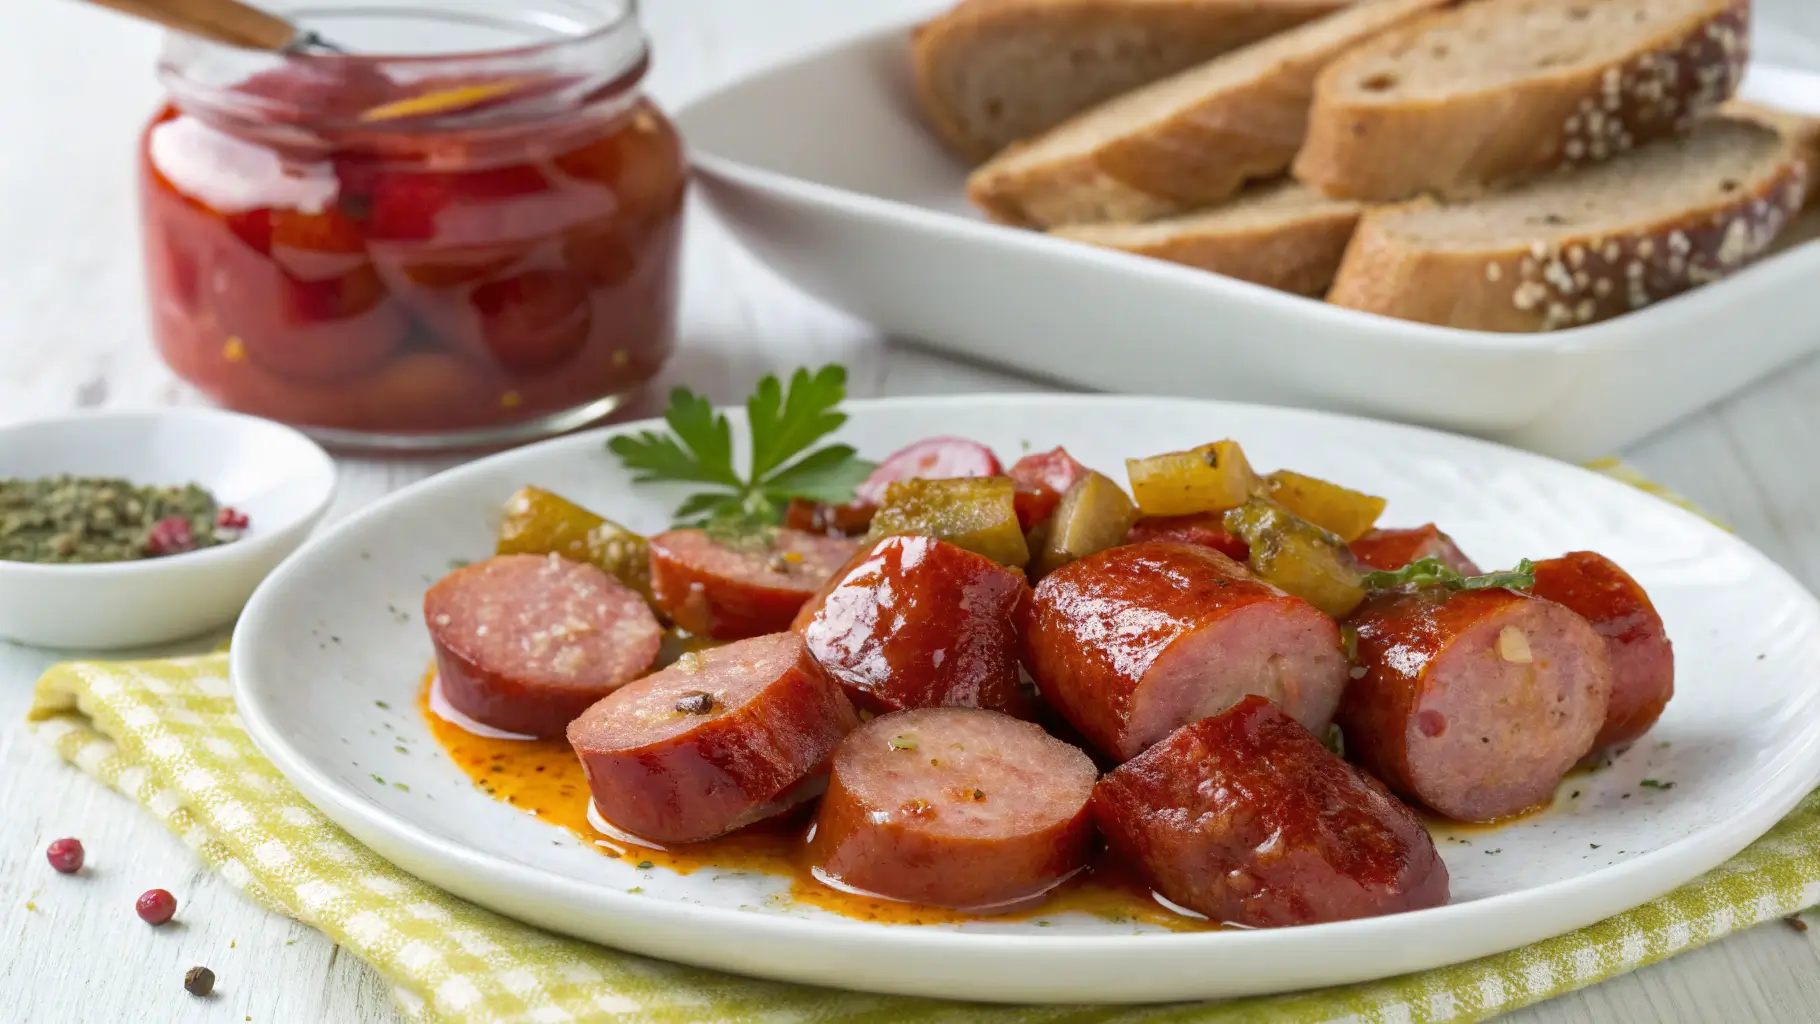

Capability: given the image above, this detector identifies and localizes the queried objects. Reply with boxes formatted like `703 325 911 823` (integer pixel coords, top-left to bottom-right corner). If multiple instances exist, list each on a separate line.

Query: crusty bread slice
1326 118 1806 332
966 0 1452 228
1722 99 1820 210
1294 0 1750 202
1050 182 1364 294
913 0 1355 163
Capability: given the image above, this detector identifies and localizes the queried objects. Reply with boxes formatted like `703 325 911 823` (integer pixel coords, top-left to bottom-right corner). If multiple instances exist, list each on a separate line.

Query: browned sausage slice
648 528 857 640
1093 696 1449 928
1531 552 1674 752
1024 542 1349 762
807 707 1097 911
1350 525 1481 574
426 554 662 738
1340 588 1613 822
793 535 1035 718
567 632 859 845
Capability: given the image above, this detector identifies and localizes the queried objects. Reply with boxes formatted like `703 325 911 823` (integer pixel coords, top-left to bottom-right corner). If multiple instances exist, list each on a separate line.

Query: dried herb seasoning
0 476 247 564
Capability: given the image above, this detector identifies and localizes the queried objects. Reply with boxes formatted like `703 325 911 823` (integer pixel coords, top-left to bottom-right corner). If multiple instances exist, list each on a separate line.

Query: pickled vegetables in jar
140 0 683 447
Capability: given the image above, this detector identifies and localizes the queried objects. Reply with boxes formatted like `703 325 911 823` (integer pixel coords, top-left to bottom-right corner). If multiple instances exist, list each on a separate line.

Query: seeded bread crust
966 0 1452 227
1327 122 1806 332
1050 182 1365 294
1293 0 1750 202
912 0 1353 163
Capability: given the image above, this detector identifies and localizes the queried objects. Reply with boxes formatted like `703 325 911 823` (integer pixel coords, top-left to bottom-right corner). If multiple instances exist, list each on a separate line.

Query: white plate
0 409 336 649
673 23 1820 462
233 396 1820 1004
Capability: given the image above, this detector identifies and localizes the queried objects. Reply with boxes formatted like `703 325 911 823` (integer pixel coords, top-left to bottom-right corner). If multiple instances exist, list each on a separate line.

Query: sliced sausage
1531 552 1674 752
1125 513 1250 562
807 707 1097 911
567 631 859 845
1008 446 1091 529
425 554 662 738
1350 525 1481 574
782 498 875 537
1339 588 1613 822
1023 542 1349 762
647 528 857 640
793 535 1035 718
1093 695 1449 928
855 436 1002 504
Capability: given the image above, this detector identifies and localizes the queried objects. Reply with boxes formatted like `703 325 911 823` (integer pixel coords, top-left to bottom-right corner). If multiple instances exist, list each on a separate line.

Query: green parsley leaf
607 366 875 533
1360 557 1537 594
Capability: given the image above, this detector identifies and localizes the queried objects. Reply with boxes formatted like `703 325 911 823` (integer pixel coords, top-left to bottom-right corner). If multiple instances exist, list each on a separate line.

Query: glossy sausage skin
1093 696 1449 928
1125 513 1250 562
648 528 857 640
567 632 859 845
1350 525 1481 575
1023 542 1349 762
793 535 1036 718
425 554 662 738
1339 588 1613 822
1531 552 1674 751
807 707 1097 911
1008 446 1091 529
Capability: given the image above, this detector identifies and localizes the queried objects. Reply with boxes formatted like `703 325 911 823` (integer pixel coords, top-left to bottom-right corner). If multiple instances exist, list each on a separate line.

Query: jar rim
159 0 647 132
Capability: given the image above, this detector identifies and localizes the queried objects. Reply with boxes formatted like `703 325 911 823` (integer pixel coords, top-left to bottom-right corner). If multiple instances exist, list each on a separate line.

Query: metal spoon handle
76 0 309 52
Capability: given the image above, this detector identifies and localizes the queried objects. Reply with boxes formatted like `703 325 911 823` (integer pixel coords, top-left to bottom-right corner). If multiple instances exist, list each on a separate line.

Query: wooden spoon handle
77 0 300 50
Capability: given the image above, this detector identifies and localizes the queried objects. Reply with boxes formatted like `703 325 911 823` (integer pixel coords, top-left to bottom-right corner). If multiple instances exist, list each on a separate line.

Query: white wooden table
4 1 1820 1020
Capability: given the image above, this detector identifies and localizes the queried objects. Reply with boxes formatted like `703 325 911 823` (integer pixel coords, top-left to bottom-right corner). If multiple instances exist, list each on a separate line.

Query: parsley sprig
1360 557 1538 593
607 366 875 534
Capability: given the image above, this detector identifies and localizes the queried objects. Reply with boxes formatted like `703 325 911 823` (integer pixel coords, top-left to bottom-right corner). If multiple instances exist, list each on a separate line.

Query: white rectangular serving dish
674 22 1820 461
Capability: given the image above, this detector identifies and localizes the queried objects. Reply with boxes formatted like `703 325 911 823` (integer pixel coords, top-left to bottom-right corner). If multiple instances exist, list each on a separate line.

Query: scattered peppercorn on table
8 0 1820 1021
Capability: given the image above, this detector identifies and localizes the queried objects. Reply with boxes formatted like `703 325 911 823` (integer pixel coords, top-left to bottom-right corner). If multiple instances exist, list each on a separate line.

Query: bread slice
1051 182 1364 294
913 0 1355 163
966 0 1452 228
1326 118 1806 332
1722 99 1820 210
1294 0 1750 202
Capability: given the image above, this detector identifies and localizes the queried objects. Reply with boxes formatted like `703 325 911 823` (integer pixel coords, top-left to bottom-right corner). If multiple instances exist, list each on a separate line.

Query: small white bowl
0 408 336 650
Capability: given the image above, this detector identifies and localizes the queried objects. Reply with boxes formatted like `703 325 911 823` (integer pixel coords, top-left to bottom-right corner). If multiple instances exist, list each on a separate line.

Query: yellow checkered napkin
22 467 1820 1023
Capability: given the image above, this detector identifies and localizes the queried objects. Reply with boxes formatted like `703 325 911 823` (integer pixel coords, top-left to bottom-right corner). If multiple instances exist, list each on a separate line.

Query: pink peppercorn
45 837 84 873
143 516 196 557
136 888 178 926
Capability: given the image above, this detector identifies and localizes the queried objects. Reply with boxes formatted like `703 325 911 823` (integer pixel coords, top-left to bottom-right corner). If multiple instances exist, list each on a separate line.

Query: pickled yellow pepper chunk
495 486 653 601
867 477 1029 568
1126 440 1258 517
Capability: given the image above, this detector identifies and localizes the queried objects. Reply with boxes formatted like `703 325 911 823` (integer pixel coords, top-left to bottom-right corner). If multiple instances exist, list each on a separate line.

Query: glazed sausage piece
854 436 1003 504
1093 696 1449 928
1531 552 1674 752
1349 525 1481 575
1024 542 1349 762
647 528 857 640
807 707 1097 911
567 631 859 845
793 535 1036 719
426 554 662 738
1339 588 1614 822
1008 446 1091 529
1125 513 1250 562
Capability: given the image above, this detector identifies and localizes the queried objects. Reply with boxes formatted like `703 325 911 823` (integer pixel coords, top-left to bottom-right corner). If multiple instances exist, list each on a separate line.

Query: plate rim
232 393 1820 994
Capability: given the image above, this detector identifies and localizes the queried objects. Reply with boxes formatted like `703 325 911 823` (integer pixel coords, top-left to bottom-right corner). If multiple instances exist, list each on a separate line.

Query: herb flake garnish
607 366 874 537
1361 557 1537 594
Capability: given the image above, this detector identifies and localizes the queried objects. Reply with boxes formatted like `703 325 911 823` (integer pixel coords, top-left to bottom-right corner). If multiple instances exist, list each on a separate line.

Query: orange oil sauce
419 667 1211 930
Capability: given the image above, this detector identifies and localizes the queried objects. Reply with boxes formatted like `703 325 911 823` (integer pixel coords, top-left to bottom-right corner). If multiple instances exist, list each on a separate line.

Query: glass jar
140 0 684 449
